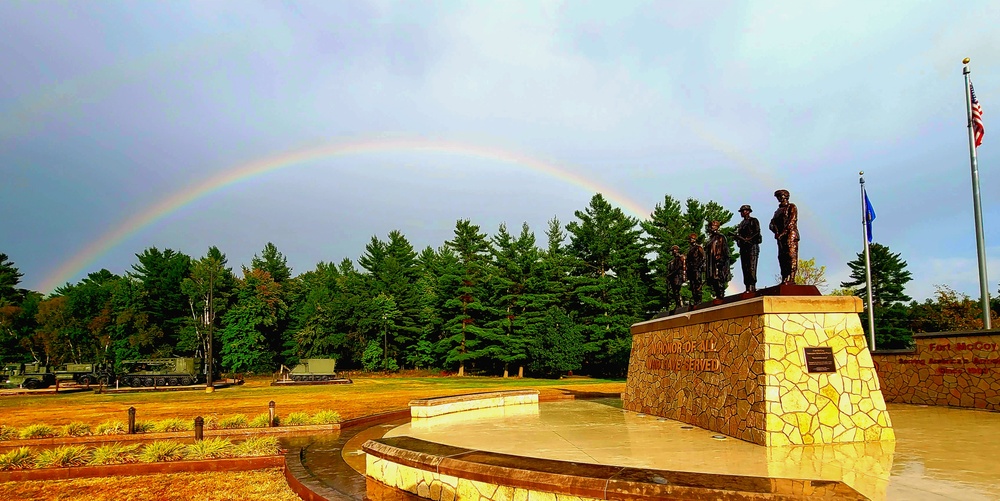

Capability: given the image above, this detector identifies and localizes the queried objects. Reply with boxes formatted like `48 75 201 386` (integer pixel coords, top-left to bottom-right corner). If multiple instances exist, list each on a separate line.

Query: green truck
2 362 57 389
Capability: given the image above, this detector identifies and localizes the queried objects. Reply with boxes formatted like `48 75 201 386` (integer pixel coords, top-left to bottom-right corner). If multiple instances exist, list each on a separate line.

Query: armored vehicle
118 357 205 387
2 363 57 389
282 358 337 381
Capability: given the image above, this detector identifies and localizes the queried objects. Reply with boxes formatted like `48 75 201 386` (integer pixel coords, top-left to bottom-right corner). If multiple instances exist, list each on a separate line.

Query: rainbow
39 138 652 292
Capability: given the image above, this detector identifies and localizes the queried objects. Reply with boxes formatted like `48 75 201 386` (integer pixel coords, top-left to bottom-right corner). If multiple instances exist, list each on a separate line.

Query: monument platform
624 295 894 446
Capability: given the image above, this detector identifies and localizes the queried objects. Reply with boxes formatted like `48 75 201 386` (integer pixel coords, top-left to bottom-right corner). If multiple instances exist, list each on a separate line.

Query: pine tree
566 194 650 376
439 220 491 376
485 222 540 377
841 243 913 348
841 243 912 306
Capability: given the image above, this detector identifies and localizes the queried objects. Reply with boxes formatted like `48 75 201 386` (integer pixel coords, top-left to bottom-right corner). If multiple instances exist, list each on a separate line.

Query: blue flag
864 188 876 242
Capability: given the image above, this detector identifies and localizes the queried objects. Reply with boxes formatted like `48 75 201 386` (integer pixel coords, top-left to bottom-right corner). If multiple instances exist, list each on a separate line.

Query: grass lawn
0 375 625 501
0 375 625 429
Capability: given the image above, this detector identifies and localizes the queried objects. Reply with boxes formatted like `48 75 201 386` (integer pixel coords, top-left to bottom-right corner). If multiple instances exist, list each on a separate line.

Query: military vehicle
280 358 337 382
54 363 115 385
118 357 205 387
2 362 57 389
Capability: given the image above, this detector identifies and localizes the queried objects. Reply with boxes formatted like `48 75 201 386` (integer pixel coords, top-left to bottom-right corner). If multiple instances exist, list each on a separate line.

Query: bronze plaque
803 347 836 373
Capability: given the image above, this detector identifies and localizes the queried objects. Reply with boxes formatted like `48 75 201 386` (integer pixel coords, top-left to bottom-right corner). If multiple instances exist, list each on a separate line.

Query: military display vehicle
118 357 205 387
2 362 57 389
54 363 114 385
280 358 337 382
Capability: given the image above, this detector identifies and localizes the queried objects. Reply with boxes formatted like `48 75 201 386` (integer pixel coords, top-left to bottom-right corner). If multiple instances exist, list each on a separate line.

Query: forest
1 193 994 378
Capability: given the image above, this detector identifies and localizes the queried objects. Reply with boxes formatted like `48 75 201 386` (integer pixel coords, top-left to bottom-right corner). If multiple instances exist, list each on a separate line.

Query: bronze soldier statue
769 189 799 285
666 245 686 309
704 220 731 300
685 233 706 303
734 204 761 292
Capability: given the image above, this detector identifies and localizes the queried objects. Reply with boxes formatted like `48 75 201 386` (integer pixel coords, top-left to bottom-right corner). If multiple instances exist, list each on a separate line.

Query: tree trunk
518 366 524 378
503 367 509 378
458 362 465 377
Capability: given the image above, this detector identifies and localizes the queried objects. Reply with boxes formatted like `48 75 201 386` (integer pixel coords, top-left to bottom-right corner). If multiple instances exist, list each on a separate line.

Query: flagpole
860 172 876 350
963 57 992 329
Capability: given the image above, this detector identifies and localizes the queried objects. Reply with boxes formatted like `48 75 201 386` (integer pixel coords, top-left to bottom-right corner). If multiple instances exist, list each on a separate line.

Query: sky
2 0 999 302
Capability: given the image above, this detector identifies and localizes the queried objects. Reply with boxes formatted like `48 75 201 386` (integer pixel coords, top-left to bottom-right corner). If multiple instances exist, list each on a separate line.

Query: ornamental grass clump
217 414 248 429
62 422 91 437
0 447 33 470
311 410 341 424
18 424 57 439
232 435 280 457
184 438 233 460
248 412 272 428
0 425 16 441
133 420 155 433
282 412 311 426
138 441 186 463
95 420 126 435
34 445 90 468
89 442 140 465
154 417 193 433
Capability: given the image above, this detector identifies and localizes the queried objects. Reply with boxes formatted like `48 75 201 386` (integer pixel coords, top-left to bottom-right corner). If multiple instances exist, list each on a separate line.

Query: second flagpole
860 172 876 350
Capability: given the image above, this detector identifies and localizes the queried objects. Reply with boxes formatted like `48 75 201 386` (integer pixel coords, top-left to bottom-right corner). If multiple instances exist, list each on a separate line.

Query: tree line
0 193 994 377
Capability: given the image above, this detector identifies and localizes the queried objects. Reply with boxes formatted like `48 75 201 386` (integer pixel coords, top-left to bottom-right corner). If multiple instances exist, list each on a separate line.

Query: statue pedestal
623 295 894 446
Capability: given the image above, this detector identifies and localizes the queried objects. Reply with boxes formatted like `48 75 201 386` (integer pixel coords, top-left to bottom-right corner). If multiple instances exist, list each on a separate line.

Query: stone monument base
623 295 894 446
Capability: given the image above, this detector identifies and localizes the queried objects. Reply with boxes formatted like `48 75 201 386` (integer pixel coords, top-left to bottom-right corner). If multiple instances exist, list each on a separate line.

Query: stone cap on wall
911 329 1000 340
632 296 863 335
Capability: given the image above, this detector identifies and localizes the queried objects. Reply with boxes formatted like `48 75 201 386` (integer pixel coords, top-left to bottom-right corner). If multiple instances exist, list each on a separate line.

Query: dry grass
0 468 301 501
0 376 624 498
0 376 625 430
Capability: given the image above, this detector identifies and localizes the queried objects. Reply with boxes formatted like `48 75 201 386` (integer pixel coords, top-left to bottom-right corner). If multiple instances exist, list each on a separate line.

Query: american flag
971 82 984 147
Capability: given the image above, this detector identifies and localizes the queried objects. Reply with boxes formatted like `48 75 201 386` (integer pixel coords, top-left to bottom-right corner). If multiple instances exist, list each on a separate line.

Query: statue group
665 189 798 310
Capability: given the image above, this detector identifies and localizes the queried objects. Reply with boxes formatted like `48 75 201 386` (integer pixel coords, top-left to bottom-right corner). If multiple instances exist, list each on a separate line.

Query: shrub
232 435 280 457
0 426 16 441
248 413 272 428
34 445 90 468
154 417 193 433
184 438 233 460
133 420 155 433
138 441 186 463
217 414 248 429
18 424 57 439
62 422 92 437
0 447 34 470
95 420 126 435
89 442 140 465
311 410 341 424
282 412 311 426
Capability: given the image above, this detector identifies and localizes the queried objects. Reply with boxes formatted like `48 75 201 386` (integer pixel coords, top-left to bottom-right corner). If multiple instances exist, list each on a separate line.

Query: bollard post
194 416 204 441
127 407 136 434
269 401 276 427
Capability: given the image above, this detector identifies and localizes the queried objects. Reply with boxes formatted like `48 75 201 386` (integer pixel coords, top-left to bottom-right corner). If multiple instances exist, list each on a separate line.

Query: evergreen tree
439 220 492 376
0 290 41 363
841 243 912 306
129 247 192 352
0 253 25 305
484 222 540 377
566 194 650 376
251 242 292 283
841 243 913 348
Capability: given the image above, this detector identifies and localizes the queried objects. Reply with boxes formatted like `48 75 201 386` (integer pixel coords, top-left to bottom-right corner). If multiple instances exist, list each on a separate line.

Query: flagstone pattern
872 331 1000 410
624 296 894 446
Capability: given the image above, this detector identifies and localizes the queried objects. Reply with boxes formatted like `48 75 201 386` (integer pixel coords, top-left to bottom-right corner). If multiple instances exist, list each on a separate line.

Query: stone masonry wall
623 297 894 446
873 331 1000 410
